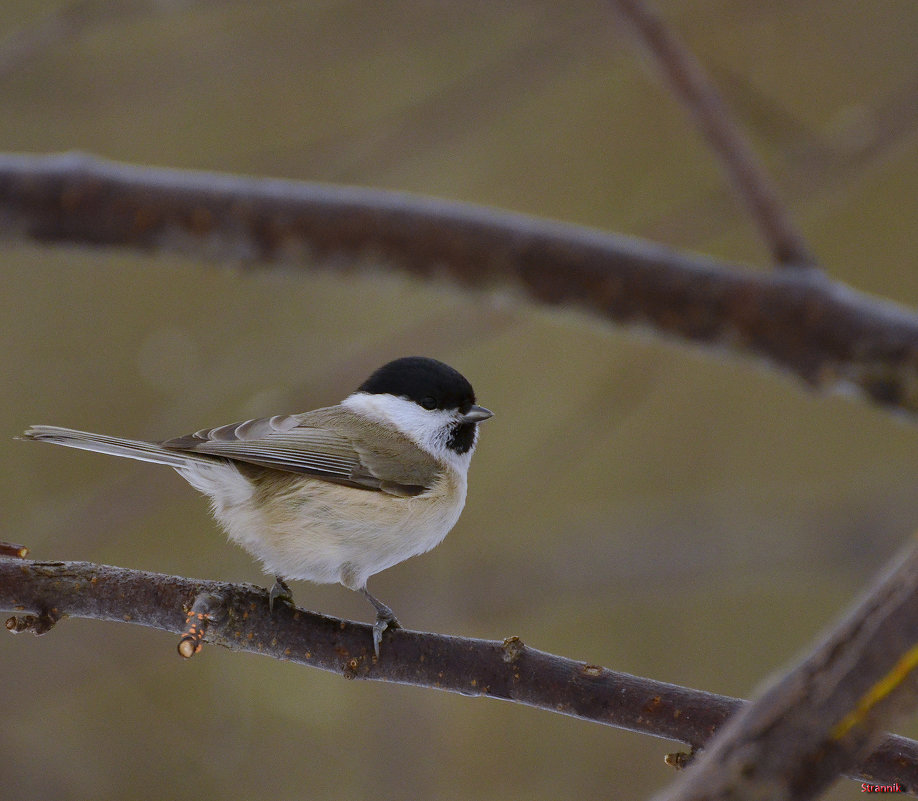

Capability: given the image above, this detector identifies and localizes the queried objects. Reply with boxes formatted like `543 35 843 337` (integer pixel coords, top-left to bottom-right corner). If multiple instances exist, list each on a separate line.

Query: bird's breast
196 462 468 588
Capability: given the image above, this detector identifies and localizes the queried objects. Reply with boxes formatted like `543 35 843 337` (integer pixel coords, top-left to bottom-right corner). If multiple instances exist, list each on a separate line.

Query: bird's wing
160 406 438 496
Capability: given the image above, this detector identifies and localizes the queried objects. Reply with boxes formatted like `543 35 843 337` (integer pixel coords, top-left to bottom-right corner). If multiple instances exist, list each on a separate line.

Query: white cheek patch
341 392 475 474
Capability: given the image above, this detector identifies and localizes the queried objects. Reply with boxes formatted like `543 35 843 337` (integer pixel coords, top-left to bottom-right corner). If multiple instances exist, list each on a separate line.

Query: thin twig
0 556 915 792
609 0 815 268
177 592 225 658
0 541 29 558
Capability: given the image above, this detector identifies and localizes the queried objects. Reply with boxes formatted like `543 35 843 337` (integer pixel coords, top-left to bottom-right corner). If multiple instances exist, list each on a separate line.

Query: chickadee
21 356 492 654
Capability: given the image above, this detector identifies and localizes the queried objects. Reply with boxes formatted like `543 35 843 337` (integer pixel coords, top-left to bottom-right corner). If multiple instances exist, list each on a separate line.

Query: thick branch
609 0 814 268
1 153 917 415
0 556 915 792
657 538 918 800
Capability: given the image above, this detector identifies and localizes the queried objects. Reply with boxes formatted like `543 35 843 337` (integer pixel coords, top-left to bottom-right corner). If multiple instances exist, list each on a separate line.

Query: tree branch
1 555 916 793
609 0 815 268
657 539 918 800
1 153 918 415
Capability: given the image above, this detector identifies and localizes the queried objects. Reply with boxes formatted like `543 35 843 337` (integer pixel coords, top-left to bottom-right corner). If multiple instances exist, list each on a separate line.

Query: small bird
21 356 492 654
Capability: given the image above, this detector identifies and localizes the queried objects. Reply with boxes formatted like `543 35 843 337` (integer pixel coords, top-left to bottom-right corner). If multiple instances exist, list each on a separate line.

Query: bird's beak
461 405 493 423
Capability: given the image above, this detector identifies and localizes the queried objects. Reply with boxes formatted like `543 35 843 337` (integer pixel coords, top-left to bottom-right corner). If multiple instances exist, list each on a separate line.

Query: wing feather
161 406 435 496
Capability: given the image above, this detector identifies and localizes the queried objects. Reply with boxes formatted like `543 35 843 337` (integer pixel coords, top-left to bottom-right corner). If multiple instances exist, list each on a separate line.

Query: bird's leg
268 576 293 611
360 586 400 657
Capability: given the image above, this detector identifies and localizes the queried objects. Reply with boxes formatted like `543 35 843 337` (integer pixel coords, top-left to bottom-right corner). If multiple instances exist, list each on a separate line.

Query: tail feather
20 425 215 469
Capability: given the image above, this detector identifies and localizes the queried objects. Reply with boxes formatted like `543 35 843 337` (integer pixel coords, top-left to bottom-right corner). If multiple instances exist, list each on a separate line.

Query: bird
21 356 492 655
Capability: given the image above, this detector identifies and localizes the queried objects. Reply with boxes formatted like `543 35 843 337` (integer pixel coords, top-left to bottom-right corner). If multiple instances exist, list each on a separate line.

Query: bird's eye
420 396 438 410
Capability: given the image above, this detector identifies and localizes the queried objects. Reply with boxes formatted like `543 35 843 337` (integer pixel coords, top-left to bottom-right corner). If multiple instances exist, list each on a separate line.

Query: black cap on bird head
358 357 477 415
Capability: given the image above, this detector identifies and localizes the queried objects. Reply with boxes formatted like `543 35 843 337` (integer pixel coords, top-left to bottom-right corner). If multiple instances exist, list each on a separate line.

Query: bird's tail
19 425 215 468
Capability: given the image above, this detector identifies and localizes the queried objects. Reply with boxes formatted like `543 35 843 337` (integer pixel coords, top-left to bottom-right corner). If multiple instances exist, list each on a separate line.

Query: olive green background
2 2 917 799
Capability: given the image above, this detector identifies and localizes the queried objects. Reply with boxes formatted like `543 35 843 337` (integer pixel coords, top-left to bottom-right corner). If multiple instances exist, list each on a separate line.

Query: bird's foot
268 576 293 612
372 608 401 658
360 587 400 657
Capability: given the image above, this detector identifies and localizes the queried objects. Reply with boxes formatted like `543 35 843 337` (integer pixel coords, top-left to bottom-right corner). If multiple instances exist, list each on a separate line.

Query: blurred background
2 1 917 799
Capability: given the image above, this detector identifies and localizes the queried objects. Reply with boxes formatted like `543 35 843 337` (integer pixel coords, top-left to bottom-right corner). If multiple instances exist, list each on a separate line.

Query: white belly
178 460 466 590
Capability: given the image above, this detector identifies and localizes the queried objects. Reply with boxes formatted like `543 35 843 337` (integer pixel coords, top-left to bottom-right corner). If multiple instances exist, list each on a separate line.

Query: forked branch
657 538 918 800
610 0 814 268
1 153 917 416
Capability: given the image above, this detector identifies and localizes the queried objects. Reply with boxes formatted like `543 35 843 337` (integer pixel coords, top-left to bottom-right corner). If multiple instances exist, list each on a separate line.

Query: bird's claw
268 577 293 612
372 610 400 658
